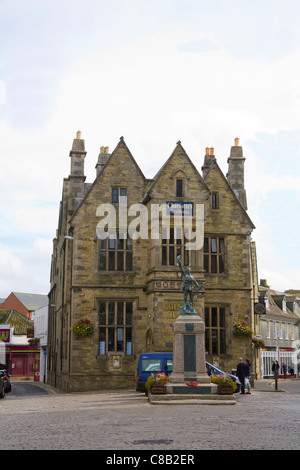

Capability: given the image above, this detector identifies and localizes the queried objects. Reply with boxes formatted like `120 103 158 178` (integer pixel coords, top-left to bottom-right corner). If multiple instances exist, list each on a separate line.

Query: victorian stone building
47 133 258 392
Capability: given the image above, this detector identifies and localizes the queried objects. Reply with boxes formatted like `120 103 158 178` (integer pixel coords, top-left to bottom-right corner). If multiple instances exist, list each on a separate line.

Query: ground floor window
261 350 277 377
205 306 226 355
99 301 133 355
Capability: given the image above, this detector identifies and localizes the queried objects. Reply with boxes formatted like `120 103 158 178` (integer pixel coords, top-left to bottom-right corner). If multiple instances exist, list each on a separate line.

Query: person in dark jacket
236 357 247 394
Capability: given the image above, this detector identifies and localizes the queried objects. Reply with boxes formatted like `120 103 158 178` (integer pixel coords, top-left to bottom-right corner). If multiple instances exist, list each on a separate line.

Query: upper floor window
176 179 183 197
162 226 190 266
112 187 127 203
267 320 271 339
204 237 225 273
212 193 219 210
99 233 133 271
285 322 289 340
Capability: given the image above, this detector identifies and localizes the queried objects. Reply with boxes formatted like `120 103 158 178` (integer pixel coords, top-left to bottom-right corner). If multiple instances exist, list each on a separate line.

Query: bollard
274 371 278 390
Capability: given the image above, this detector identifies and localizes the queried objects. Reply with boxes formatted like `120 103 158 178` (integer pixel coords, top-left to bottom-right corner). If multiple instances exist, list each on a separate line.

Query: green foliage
210 374 237 392
72 318 94 337
233 321 252 337
145 372 169 393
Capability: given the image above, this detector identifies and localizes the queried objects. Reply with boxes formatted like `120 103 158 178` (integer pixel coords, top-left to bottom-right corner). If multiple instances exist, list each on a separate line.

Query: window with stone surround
99 233 133 271
212 192 219 210
162 226 190 266
99 301 133 355
205 306 226 355
112 187 127 203
176 178 183 197
204 237 225 273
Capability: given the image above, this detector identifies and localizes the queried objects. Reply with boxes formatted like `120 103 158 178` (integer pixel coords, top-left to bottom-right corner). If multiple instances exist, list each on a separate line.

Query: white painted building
34 305 48 382
258 281 300 378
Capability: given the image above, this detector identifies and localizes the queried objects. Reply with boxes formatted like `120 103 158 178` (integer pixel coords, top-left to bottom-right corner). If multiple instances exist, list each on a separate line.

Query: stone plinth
167 314 214 387
162 313 228 402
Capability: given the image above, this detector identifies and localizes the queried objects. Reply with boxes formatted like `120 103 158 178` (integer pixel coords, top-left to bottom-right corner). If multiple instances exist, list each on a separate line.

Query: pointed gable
146 141 210 204
70 137 146 221
204 160 255 232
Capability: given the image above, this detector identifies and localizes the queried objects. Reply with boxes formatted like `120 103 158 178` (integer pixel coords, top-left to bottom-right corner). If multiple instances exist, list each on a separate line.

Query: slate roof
259 288 300 321
12 292 48 311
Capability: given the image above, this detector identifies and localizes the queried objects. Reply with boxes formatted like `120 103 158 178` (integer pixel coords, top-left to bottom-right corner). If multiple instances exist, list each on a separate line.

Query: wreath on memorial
186 381 198 387
233 321 252 338
72 318 94 337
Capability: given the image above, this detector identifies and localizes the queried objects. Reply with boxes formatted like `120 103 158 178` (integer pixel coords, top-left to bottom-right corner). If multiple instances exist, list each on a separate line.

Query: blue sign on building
166 201 194 216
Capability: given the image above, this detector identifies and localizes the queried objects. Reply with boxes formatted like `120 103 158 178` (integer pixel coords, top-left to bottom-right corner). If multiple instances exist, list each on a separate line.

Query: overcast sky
0 0 300 297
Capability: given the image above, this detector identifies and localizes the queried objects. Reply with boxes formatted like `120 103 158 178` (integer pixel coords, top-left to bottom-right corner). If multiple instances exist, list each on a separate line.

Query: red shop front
4 344 40 379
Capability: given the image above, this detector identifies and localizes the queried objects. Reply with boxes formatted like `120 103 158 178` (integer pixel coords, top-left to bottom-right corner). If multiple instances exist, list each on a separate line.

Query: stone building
257 280 300 378
47 133 258 392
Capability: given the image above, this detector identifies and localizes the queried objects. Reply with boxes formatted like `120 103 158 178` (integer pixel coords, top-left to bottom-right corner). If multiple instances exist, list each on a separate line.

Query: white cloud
0 238 52 296
1 2 300 295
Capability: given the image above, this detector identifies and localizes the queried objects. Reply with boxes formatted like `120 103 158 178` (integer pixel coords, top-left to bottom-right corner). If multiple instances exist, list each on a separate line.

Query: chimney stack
227 137 247 210
202 146 216 178
96 145 111 176
68 130 87 210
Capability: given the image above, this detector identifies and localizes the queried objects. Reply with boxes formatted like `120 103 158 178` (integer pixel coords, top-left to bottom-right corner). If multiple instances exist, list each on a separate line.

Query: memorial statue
177 255 207 315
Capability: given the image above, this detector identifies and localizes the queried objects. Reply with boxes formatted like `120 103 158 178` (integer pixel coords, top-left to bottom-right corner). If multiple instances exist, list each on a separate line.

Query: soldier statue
177 255 207 315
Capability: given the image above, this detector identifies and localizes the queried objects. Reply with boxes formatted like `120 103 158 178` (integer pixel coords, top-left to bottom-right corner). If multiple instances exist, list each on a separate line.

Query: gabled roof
0 309 34 334
259 288 300 321
70 137 146 222
204 160 255 229
12 292 48 311
146 141 210 197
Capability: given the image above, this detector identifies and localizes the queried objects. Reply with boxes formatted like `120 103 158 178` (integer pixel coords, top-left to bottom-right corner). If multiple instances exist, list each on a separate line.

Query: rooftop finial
76 130 82 140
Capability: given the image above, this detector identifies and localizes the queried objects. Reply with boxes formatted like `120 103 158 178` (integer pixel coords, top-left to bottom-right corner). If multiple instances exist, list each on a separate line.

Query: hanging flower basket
252 337 265 349
72 318 94 337
233 321 253 338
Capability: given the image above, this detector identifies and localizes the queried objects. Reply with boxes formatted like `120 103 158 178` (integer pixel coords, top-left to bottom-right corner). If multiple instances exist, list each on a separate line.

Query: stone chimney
68 130 87 201
226 137 247 210
202 147 216 178
96 145 110 176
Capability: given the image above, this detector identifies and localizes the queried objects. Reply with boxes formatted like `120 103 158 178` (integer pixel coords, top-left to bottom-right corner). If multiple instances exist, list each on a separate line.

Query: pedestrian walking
244 359 251 394
282 363 287 379
236 357 247 394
